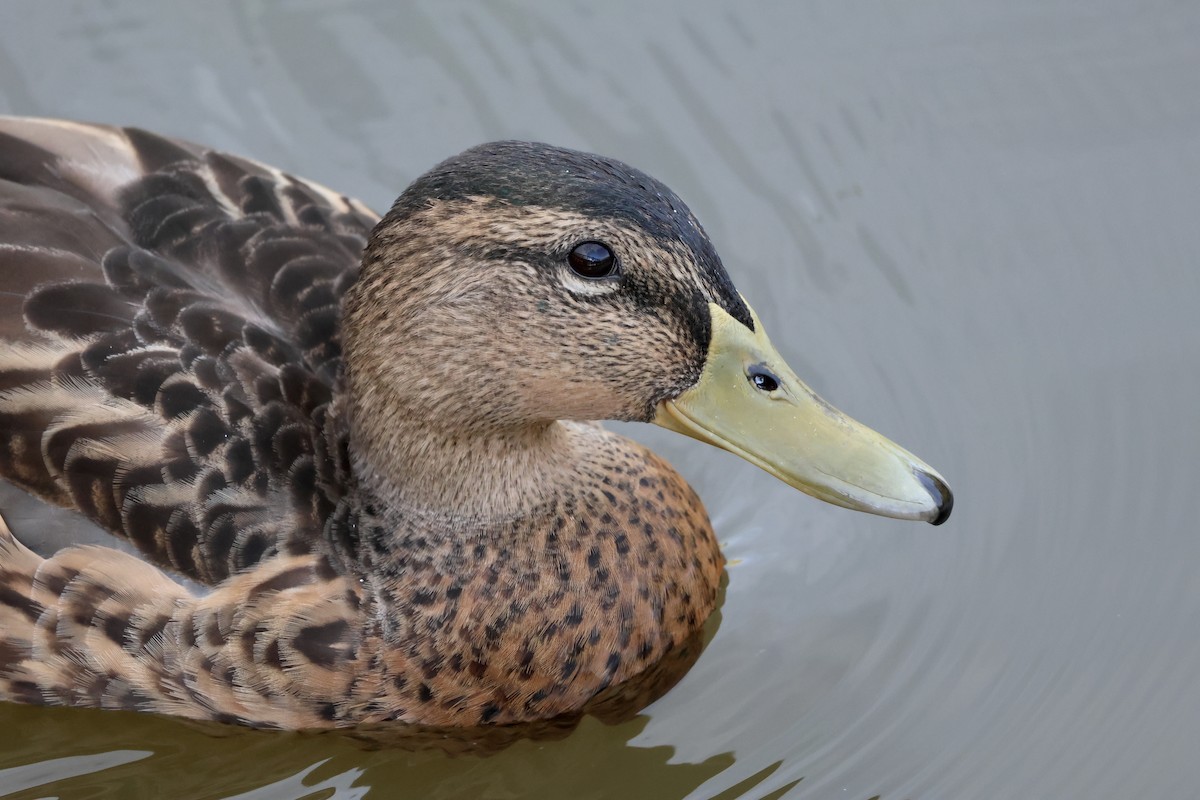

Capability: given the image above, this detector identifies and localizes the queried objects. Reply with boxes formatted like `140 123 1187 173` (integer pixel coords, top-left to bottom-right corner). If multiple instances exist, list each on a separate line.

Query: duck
0 116 951 732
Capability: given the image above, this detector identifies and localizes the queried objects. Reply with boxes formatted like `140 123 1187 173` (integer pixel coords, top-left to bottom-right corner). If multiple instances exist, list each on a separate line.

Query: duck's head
344 141 951 525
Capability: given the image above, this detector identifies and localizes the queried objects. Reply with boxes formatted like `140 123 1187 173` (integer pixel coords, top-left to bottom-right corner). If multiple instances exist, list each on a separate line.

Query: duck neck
344 398 580 526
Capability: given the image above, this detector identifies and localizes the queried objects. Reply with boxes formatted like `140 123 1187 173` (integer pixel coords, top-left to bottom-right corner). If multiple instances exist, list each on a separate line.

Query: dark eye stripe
567 241 618 279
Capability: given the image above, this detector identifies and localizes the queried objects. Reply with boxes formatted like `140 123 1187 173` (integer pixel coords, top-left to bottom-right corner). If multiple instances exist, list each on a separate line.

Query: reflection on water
0 748 151 797
2 1 1200 798
0 704 734 799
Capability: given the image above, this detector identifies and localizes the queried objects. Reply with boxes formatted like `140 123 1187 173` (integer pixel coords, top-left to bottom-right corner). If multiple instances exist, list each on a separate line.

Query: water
1 1 1198 797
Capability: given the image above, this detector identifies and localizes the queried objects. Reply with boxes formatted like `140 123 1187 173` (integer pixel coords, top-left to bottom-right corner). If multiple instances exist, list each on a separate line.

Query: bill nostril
747 364 780 392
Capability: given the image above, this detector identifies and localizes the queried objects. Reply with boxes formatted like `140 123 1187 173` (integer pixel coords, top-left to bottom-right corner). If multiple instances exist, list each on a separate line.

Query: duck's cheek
507 369 637 423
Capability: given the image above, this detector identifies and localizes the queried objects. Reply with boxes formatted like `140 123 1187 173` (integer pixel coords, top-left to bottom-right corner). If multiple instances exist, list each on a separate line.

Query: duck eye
567 241 618 279
748 365 780 392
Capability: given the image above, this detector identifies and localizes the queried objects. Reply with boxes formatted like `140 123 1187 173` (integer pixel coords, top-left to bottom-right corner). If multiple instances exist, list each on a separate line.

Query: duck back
0 117 378 583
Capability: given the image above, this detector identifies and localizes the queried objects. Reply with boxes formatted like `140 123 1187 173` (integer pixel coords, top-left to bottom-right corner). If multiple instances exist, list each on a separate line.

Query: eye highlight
567 241 618 279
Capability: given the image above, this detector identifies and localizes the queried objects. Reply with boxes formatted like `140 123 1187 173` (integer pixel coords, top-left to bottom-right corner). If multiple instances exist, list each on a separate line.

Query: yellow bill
655 302 953 525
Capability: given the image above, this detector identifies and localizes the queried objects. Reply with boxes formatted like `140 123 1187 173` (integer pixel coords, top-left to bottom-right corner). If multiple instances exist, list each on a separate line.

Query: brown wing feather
0 117 379 583
0 510 363 727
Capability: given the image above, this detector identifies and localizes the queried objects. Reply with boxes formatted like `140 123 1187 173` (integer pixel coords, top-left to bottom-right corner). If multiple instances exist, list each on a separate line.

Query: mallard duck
0 117 950 731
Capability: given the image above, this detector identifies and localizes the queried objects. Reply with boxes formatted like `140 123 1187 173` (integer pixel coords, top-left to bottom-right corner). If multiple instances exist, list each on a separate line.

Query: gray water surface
1 2 1198 798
